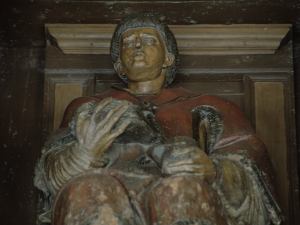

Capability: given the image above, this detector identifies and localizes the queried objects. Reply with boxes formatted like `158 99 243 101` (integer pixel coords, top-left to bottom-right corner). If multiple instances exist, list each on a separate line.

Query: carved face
114 27 174 84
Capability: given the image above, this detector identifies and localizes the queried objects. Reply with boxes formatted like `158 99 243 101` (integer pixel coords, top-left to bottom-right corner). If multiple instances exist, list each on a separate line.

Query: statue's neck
127 72 166 95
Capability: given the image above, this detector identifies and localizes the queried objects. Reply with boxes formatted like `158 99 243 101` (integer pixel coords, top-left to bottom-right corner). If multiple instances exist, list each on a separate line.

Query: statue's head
110 13 179 88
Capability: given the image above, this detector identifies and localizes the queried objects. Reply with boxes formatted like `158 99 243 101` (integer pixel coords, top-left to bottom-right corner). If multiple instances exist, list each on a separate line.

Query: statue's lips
133 52 145 61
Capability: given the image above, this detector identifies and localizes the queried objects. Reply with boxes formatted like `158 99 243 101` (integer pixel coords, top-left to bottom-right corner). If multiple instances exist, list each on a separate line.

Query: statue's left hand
162 143 216 185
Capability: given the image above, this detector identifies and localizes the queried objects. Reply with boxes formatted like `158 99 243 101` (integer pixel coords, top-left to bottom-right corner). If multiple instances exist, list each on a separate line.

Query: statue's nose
135 37 142 49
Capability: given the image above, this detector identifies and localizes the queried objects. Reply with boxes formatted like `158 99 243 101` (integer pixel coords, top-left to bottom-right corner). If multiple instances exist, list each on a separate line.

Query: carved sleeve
38 101 101 196
212 157 272 224
191 104 283 224
43 142 92 196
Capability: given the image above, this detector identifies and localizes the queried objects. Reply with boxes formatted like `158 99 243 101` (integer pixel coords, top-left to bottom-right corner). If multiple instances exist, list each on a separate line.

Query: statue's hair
110 13 180 86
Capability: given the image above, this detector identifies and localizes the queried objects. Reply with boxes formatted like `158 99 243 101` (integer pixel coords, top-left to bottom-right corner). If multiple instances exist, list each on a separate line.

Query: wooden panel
43 74 94 136
54 83 83 130
46 24 291 55
254 82 288 223
244 74 298 225
95 82 125 94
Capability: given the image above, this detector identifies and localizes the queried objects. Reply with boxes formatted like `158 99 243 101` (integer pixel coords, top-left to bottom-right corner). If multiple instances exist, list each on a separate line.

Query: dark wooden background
1 1 300 224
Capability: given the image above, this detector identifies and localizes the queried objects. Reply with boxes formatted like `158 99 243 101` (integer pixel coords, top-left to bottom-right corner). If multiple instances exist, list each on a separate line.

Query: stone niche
43 23 297 225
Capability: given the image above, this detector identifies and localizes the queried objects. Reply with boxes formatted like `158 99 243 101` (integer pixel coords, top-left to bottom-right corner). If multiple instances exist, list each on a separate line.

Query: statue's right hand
75 98 131 159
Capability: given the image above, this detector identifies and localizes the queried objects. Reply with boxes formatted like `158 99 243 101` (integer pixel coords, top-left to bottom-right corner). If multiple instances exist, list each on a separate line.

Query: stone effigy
35 13 283 225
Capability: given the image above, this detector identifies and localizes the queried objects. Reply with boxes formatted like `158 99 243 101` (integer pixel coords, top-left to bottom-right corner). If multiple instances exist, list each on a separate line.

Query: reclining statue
35 13 283 225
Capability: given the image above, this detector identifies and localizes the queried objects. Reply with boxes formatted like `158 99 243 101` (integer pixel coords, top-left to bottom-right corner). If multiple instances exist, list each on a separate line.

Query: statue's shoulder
59 96 101 128
192 93 245 115
168 85 245 114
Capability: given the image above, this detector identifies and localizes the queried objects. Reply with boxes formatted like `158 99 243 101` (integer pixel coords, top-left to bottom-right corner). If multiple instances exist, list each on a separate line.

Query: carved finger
76 107 93 144
92 139 114 158
168 147 199 157
90 97 113 123
76 106 91 128
164 164 202 174
110 119 131 138
167 158 202 167
89 157 109 168
94 100 126 128
91 119 130 146
98 101 130 132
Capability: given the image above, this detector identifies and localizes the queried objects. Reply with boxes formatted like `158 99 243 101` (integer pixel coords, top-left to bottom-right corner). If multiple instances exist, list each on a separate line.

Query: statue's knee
147 175 226 225
150 175 212 200
53 172 134 225
148 175 216 211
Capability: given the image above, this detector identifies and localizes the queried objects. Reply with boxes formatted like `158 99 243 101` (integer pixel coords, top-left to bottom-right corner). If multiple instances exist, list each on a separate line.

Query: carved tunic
35 86 283 225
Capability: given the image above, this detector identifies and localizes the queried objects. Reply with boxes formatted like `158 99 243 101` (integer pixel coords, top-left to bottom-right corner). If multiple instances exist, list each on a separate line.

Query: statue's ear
163 53 175 68
114 59 125 76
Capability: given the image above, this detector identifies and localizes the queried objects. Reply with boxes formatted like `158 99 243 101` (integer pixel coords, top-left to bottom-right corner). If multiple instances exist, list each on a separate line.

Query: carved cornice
46 24 291 55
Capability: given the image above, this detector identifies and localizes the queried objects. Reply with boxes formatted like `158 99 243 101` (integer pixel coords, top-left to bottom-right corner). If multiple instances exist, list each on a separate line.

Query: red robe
56 85 281 223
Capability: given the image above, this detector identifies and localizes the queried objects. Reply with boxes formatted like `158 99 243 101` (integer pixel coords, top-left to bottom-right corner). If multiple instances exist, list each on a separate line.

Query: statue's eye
145 38 155 45
125 41 134 47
